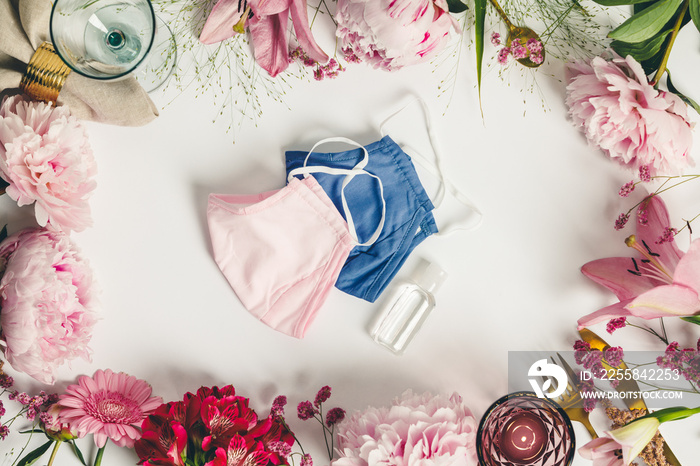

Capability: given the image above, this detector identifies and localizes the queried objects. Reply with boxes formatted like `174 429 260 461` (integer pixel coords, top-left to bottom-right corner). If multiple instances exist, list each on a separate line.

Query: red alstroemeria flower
579 195 700 328
206 434 272 466
135 402 188 466
200 394 258 451
200 0 328 77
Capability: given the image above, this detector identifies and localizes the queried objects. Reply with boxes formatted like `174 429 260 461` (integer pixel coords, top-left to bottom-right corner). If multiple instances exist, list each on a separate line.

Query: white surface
3 19 700 466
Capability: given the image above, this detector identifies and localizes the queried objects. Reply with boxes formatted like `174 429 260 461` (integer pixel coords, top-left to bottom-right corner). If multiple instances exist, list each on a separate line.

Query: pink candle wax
499 411 547 464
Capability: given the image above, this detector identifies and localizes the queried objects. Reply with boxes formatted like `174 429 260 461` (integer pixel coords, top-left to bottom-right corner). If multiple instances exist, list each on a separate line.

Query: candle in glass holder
499 411 547 464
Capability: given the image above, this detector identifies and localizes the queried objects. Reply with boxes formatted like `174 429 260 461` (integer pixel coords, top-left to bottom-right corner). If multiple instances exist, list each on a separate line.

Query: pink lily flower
578 195 700 329
579 417 659 465
200 0 328 77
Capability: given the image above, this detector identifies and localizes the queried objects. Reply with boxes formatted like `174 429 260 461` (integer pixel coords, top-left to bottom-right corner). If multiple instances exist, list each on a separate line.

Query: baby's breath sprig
614 171 700 240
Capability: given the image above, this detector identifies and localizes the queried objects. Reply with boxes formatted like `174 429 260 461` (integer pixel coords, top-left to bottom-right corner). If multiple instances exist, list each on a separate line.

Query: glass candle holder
477 391 575 466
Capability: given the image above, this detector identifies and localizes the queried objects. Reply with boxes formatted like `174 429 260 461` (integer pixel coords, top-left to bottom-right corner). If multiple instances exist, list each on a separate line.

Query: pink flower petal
289 0 328 63
199 0 245 44
627 284 700 318
248 12 290 77
582 257 657 300
578 299 635 330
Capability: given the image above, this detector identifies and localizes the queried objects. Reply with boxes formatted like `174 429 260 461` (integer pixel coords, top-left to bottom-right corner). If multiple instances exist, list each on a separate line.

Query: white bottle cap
416 262 447 294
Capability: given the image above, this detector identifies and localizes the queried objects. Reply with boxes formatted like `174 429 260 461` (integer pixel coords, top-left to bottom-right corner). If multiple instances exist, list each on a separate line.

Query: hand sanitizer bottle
369 261 447 354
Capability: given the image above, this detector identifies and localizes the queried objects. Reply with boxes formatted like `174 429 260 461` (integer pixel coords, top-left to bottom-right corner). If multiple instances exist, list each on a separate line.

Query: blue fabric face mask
286 99 482 303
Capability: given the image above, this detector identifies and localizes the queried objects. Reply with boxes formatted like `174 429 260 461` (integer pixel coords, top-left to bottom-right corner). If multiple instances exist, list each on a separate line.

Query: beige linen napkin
0 0 158 125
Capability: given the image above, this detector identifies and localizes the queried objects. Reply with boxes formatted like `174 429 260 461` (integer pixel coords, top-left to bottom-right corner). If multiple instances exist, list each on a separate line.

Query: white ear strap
287 137 386 247
380 97 483 235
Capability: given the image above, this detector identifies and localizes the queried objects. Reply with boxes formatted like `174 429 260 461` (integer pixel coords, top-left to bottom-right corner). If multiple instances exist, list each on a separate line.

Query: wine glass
50 0 175 90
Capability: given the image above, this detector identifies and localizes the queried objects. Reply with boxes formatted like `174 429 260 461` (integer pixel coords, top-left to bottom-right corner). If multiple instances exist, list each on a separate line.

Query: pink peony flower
335 0 461 71
333 390 478 466
57 369 163 448
0 227 98 384
566 53 694 176
0 95 97 233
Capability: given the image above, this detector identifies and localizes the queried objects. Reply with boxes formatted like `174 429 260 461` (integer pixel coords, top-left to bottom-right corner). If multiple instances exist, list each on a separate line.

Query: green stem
651 0 688 86
47 441 61 466
93 445 106 466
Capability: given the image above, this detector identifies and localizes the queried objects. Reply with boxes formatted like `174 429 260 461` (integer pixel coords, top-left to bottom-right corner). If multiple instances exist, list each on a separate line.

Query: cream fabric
0 0 158 126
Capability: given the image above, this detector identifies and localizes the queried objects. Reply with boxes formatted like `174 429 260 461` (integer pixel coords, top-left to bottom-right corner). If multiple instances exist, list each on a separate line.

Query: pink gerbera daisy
57 369 162 448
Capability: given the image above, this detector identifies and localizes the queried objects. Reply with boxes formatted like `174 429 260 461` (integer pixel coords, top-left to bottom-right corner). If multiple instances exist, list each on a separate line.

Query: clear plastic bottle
369 261 447 354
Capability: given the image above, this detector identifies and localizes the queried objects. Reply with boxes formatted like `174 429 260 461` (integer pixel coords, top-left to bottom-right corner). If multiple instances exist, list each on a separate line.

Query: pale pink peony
57 369 163 448
0 227 98 384
566 53 694 176
0 95 97 233
332 390 478 466
335 0 460 71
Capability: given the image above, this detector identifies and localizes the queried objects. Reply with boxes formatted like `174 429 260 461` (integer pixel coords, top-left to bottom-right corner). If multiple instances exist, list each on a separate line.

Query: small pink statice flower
656 227 678 244
614 213 630 230
606 317 627 334
495 36 545 66
290 47 345 81
619 180 635 197
497 47 511 65
341 47 362 64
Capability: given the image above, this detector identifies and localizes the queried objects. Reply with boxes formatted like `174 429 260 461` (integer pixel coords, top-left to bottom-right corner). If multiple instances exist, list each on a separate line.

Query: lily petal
248 12 290 77
626 284 700 318
582 257 658 300
578 299 635 330
635 195 682 272
200 0 245 44
250 0 291 15
670 238 700 292
289 0 328 63
607 417 659 464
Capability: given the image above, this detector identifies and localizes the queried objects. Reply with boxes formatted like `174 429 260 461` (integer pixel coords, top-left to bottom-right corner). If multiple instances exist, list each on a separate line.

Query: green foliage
475 0 486 111
608 0 684 43
446 0 469 13
16 440 53 466
610 29 671 61
690 0 700 31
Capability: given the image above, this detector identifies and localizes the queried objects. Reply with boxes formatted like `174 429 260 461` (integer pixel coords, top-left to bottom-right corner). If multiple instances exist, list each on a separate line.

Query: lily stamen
625 235 674 283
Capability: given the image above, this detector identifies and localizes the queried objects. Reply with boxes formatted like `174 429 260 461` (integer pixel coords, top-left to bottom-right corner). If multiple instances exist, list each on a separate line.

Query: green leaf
17 440 54 466
446 0 468 13
609 0 684 43
690 0 700 31
593 0 655 5
667 69 700 114
611 29 671 61
475 0 486 114
681 315 700 325
69 440 88 466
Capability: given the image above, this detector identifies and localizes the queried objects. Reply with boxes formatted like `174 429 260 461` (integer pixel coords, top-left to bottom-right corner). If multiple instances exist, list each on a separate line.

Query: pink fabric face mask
207 176 355 338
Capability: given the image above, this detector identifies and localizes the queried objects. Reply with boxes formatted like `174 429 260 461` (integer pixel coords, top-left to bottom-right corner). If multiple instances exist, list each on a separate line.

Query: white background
2 6 700 466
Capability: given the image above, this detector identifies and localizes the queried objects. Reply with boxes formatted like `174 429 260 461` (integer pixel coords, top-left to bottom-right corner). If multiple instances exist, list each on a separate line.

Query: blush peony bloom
57 369 163 448
0 94 97 233
335 0 461 71
0 227 98 384
566 53 694 176
333 390 478 466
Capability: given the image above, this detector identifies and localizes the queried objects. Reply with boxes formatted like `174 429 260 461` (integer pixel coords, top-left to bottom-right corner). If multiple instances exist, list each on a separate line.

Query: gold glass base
19 42 71 104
